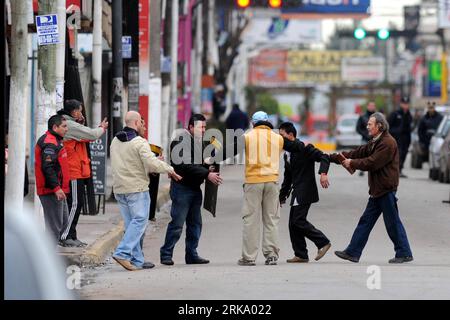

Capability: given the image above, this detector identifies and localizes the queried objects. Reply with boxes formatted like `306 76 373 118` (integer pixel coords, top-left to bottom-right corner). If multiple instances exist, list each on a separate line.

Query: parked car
411 105 450 169
306 114 329 141
335 114 362 149
438 129 450 183
429 114 450 180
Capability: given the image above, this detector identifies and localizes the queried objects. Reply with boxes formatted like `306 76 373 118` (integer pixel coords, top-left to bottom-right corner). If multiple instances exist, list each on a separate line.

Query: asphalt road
80 157 450 300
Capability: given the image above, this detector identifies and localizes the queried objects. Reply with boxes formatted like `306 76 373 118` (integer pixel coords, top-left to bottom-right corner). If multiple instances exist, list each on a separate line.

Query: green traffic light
354 28 366 40
377 28 390 40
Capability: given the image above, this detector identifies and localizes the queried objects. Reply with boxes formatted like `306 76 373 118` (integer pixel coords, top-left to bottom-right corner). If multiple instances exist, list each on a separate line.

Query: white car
335 114 362 149
429 115 450 180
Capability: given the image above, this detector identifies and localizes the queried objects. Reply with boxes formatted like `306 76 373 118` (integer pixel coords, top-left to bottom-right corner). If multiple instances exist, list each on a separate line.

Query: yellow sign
287 50 372 83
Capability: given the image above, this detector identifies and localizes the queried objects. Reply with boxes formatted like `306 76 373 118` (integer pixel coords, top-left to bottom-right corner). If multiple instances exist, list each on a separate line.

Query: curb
60 221 124 267
60 184 171 267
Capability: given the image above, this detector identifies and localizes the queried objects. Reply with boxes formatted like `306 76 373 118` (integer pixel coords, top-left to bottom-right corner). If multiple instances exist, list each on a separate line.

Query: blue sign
268 18 289 39
36 14 59 46
122 36 132 59
282 0 370 15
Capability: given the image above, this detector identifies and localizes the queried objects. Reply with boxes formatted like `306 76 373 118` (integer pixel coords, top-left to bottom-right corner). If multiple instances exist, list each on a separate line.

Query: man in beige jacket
111 111 181 271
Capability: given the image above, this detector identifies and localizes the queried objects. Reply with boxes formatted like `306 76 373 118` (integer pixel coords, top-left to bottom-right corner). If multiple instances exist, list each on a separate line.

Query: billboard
341 57 385 82
287 50 372 84
249 49 288 86
242 18 322 45
281 0 370 19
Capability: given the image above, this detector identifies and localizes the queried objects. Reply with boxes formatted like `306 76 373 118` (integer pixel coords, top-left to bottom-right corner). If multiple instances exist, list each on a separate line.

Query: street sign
35 14 59 46
122 36 132 59
89 134 107 195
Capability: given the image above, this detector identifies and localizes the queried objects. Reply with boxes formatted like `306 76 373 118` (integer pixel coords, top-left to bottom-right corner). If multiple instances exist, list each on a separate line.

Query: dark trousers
289 204 330 260
345 192 413 258
61 179 85 241
39 194 68 242
160 182 203 261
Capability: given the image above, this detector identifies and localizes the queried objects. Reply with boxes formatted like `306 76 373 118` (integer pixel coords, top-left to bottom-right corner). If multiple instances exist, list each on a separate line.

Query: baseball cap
251 111 269 123
400 96 410 104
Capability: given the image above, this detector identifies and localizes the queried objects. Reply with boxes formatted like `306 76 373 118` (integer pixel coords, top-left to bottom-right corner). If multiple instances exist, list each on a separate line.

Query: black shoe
389 256 413 264
335 250 359 263
265 256 278 265
186 257 210 264
359 171 364 177
160 259 174 266
142 261 155 269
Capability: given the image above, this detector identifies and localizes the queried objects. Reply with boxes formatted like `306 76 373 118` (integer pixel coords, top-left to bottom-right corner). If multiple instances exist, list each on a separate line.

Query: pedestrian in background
331 112 413 264
57 99 109 247
418 101 443 162
356 101 376 177
111 111 181 271
388 96 412 178
35 115 70 244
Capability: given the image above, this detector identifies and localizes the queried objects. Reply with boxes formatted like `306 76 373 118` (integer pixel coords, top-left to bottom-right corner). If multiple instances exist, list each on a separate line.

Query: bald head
125 111 141 129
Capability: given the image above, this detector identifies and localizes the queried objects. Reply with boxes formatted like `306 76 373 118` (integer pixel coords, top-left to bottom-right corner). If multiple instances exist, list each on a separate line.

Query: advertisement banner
427 61 442 97
249 49 288 86
282 0 370 18
439 0 450 29
139 0 150 139
287 50 371 84
341 57 385 82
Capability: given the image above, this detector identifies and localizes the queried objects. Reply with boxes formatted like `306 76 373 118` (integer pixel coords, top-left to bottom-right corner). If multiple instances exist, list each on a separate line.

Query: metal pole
169 0 179 138
112 0 123 134
55 0 65 111
6 0 29 213
92 0 102 126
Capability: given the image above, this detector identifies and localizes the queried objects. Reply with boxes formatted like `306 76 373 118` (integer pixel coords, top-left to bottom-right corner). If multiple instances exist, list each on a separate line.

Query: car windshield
340 118 357 127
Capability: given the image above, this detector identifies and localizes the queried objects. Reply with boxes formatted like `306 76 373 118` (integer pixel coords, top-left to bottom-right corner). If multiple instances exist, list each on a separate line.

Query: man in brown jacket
330 112 413 264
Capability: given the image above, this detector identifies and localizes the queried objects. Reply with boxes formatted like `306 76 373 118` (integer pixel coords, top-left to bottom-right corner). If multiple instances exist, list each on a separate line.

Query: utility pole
5 0 29 213
161 0 171 154
149 0 162 146
35 0 58 222
112 0 123 134
55 0 66 111
92 0 102 126
169 0 179 140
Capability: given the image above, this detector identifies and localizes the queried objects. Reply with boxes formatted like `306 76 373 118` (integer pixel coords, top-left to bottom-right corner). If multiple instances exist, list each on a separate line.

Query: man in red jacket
35 115 70 243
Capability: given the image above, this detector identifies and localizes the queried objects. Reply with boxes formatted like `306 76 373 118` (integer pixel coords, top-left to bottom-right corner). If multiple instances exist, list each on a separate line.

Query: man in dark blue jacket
388 96 413 178
279 122 332 263
418 101 443 159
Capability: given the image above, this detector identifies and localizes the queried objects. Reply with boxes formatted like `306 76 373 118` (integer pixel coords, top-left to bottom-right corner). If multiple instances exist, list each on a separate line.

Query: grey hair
370 112 389 132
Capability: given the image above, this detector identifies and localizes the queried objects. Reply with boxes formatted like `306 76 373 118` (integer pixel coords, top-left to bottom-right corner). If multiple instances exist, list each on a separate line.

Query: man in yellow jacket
238 111 305 266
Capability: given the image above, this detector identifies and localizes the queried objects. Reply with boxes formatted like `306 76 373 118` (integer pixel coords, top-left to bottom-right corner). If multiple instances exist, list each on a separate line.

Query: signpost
36 14 59 46
90 134 107 214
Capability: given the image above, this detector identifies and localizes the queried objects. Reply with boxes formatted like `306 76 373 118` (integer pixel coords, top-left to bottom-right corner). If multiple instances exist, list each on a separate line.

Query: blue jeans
345 192 413 258
113 191 150 268
160 182 203 261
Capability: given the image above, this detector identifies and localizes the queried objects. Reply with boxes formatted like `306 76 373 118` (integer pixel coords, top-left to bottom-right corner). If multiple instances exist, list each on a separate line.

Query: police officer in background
388 96 413 178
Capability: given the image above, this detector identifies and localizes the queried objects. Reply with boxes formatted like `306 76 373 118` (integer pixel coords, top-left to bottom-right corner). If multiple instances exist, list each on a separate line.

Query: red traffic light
269 0 282 8
236 0 251 8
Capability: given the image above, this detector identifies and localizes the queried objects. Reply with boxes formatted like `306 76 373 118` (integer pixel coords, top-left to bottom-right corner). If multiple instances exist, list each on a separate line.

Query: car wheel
439 170 444 183
445 168 450 184
411 153 422 169
429 168 434 179
432 169 439 181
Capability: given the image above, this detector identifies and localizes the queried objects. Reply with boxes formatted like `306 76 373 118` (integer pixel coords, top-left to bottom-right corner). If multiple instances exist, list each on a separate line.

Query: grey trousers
39 194 69 242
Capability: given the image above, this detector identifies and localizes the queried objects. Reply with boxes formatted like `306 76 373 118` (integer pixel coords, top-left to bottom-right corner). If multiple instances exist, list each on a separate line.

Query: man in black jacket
160 114 222 266
418 101 443 159
279 122 332 263
388 96 413 178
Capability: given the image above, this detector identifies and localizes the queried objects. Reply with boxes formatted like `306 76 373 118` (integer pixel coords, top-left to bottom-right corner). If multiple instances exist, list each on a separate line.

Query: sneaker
237 258 256 266
389 256 413 264
60 239 79 247
265 256 278 266
72 239 88 247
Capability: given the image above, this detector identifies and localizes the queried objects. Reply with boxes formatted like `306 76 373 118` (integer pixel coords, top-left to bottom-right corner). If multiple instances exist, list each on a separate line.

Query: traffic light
235 0 302 9
354 27 366 40
269 0 282 8
236 0 251 8
377 28 390 40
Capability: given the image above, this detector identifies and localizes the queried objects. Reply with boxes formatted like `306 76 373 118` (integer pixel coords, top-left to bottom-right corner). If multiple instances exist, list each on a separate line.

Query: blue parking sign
36 14 59 46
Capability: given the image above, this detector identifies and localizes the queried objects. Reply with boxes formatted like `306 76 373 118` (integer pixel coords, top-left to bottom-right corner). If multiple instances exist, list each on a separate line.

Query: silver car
335 114 362 149
438 129 450 183
429 115 450 180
